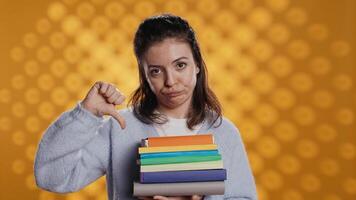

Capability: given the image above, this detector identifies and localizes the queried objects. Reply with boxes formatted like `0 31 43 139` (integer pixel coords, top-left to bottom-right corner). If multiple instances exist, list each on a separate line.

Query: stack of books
133 134 226 196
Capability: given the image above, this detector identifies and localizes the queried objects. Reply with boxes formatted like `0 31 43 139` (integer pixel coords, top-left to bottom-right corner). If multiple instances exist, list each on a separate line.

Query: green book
139 155 221 165
140 160 223 173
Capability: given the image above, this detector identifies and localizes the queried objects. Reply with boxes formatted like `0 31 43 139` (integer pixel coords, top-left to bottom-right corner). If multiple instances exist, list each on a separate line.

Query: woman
34 14 257 200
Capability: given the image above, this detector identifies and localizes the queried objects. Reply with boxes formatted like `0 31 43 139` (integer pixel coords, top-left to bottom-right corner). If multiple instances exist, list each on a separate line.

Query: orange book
141 134 214 147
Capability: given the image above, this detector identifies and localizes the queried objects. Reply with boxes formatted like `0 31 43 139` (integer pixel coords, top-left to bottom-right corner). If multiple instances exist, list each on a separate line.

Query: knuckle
105 87 113 95
100 84 107 92
108 86 115 93
108 96 115 102
109 84 115 89
117 92 122 97
100 82 106 87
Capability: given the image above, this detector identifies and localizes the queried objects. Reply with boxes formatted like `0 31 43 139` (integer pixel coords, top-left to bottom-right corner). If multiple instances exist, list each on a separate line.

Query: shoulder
221 116 239 131
205 109 239 133
211 115 240 135
209 116 243 146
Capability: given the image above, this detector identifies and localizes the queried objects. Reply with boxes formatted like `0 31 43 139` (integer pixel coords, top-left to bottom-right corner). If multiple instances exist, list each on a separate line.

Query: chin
164 100 183 108
164 95 190 108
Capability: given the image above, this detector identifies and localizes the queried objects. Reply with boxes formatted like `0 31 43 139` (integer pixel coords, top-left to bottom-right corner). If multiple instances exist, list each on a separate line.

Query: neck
157 100 192 119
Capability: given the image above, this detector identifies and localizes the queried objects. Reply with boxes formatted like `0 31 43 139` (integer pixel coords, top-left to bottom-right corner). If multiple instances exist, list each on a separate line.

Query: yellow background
0 0 355 199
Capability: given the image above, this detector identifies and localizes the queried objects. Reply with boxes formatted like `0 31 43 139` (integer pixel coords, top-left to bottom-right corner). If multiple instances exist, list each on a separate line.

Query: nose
164 69 176 87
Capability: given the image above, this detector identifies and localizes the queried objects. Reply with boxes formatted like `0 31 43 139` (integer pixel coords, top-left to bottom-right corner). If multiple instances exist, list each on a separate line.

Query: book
140 169 227 183
138 144 218 154
133 181 225 196
140 150 219 159
141 134 214 147
140 160 223 172
139 155 221 165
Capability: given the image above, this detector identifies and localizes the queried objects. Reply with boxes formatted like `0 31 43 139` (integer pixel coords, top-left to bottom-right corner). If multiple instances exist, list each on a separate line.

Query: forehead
144 38 192 64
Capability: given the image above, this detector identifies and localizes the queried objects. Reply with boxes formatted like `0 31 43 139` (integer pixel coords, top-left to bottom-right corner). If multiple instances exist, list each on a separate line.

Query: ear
196 67 200 74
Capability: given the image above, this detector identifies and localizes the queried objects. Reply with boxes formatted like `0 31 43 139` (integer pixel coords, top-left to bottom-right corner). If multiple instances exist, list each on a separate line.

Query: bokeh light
1 0 354 200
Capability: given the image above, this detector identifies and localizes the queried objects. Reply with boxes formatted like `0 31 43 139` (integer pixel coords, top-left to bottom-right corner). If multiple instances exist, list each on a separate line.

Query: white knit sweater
34 103 258 200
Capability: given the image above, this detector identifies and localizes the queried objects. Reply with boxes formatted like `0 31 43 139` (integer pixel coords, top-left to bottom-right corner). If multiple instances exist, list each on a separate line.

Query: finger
191 195 203 200
107 109 126 129
153 196 169 200
113 94 126 105
86 81 102 97
99 82 109 94
104 84 116 98
107 91 120 104
93 81 102 91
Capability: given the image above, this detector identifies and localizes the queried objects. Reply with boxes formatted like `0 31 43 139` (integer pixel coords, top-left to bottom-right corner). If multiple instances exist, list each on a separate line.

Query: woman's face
142 38 200 110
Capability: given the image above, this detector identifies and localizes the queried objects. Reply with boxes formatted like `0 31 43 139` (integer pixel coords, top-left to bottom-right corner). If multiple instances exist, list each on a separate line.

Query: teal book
139 154 221 165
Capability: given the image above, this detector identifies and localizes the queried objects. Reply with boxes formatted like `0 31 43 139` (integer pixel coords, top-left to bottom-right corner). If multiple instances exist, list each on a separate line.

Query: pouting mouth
163 91 183 97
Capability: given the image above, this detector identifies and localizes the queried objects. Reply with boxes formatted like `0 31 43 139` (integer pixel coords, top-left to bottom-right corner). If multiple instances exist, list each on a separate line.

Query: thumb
107 108 126 129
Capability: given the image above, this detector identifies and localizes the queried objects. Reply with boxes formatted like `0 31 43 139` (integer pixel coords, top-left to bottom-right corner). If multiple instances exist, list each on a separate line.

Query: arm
224 127 257 200
34 81 126 193
34 103 111 193
205 125 258 200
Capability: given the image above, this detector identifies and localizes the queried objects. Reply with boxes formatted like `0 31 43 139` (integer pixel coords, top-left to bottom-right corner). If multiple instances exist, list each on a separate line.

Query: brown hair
128 14 222 129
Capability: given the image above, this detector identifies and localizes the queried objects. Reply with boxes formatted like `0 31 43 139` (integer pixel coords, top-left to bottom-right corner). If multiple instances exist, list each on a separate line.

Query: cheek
182 71 197 89
189 74 197 86
190 67 198 85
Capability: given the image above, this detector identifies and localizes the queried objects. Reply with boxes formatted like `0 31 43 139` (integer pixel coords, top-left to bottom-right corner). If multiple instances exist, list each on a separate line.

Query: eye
150 68 161 76
176 62 187 69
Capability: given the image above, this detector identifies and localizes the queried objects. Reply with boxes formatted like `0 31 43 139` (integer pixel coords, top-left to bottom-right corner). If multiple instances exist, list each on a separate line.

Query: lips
164 91 183 97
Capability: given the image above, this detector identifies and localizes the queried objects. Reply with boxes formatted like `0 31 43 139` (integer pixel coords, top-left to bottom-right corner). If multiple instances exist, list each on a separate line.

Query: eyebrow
148 56 188 68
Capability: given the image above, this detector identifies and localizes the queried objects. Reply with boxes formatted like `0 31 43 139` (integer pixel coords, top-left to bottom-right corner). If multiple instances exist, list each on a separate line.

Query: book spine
138 144 218 154
140 160 223 172
140 169 227 183
140 155 221 165
147 134 214 147
140 150 219 159
133 181 225 196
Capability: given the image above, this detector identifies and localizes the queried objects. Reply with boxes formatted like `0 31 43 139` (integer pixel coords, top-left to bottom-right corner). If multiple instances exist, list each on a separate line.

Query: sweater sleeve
204 122 258 200
34 102 112 193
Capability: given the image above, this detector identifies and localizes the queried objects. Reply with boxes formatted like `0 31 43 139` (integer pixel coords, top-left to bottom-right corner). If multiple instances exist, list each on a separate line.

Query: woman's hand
138 195 203 200
82 81 126 129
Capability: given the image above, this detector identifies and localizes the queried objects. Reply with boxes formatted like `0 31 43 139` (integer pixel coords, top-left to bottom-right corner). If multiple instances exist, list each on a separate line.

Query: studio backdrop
0 0 354 200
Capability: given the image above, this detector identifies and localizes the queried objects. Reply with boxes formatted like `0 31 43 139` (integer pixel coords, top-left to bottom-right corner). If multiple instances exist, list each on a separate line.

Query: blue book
140 150 219 159
140 169 227 183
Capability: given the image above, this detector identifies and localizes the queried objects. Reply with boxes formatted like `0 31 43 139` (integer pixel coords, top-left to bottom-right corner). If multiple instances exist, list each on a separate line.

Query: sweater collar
145 118 211 138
